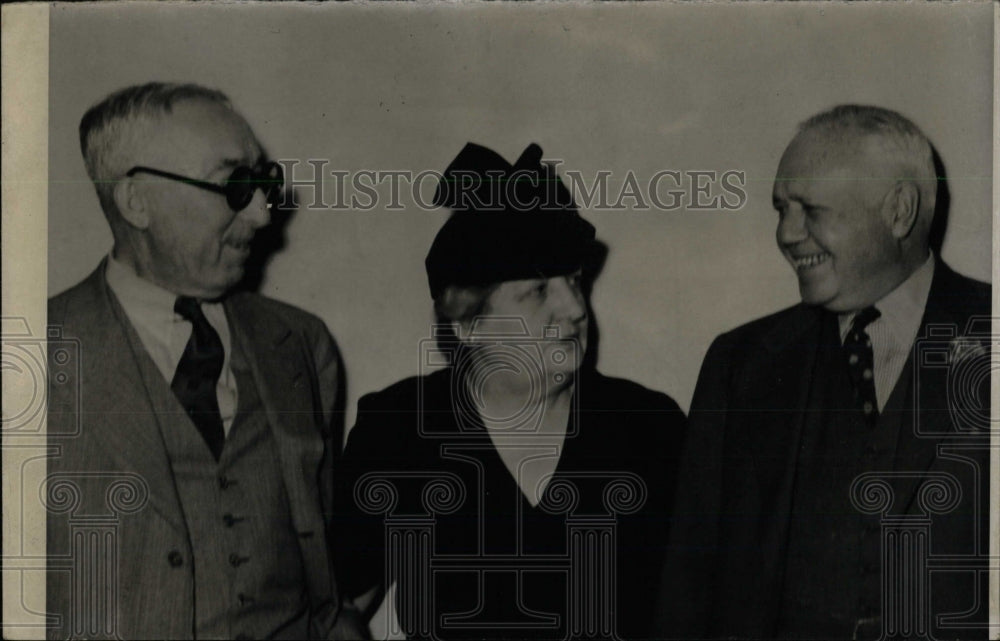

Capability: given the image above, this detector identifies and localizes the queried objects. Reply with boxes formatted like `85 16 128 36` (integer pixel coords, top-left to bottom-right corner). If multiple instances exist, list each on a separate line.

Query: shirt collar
838 252 935 343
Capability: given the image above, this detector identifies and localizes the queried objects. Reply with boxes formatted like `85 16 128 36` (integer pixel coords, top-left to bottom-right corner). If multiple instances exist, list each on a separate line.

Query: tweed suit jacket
46 261 345 640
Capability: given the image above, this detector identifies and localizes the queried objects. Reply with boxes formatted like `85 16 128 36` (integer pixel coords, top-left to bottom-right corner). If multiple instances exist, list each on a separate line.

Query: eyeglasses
125 161 284 212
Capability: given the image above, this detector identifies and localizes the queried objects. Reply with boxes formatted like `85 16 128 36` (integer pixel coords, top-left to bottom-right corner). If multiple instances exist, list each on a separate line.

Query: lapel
223 296 325 534
69 261 187 533
736 305 829 630
891 262 973 516
745 305 827 504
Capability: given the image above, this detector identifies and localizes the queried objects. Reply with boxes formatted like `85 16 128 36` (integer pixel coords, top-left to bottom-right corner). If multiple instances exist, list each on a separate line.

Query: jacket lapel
892 263 966 515
742 305 827 629
747 305 826 502
225 297 335 605
71 263 187 532
224 297 325 534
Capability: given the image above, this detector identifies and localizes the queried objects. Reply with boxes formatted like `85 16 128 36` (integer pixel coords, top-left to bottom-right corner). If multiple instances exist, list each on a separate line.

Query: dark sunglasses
125 161 284 212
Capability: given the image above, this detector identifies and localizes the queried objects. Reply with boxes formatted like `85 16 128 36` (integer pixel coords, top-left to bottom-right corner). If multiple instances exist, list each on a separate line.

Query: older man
655 105 990 639
47 83 365 639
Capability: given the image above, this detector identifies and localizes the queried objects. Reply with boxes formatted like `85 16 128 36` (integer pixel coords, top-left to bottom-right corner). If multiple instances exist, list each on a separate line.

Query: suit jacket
46 261 345 640
334 367 687 639
654 260 991 639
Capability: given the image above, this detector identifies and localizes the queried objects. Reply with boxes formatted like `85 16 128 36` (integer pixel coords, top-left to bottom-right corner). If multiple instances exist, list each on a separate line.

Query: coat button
167 550 183 567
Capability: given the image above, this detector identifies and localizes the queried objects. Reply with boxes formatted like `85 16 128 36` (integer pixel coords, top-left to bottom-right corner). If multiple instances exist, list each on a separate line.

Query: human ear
884 181 919 240
113 175 151 230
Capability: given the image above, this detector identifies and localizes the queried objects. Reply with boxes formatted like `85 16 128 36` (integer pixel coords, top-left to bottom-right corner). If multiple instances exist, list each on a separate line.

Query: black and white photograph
1 2 996 640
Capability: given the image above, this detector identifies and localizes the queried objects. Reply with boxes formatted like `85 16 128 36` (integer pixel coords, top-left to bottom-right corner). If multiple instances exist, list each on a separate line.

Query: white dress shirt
838 253 935 411
105 255 239 435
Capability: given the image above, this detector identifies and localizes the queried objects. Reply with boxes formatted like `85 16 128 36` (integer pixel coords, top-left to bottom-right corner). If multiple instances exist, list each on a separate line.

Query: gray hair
799 105 937 221
432 283 499 348
79 82 234 220
435 283 498 324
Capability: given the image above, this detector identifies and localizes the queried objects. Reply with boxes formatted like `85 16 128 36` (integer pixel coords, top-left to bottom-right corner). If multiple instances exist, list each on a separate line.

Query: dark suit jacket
46 262 346 640
654 261 991 639
335 367 686 639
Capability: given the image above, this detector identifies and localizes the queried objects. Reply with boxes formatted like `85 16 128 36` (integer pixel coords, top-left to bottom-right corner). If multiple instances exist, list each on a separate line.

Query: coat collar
223 295 327 537
890 260 988 515
744 305 829 515
67 260 187 532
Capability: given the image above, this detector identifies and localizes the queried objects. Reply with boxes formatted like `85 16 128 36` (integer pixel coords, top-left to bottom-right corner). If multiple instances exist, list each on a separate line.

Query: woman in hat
334 143 686 639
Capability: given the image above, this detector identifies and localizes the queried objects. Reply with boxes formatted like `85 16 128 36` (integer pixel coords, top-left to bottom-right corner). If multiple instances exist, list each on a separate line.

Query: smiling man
47 83 365 639
655 105 990 639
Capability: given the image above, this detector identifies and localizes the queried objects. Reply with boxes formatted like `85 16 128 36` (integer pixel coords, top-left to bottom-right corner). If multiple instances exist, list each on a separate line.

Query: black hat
425 142 599 300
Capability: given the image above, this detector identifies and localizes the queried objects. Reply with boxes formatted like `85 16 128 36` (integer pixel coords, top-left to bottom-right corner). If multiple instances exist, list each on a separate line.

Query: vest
136 324 309 640
776 317 913 640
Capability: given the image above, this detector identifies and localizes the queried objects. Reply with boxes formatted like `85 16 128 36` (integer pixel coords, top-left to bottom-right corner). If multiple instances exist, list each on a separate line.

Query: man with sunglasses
47 83 367 639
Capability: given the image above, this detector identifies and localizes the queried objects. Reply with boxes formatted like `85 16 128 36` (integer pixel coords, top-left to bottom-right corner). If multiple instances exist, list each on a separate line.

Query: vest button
223 513 239 527
218 476 231 490
167 550 183 567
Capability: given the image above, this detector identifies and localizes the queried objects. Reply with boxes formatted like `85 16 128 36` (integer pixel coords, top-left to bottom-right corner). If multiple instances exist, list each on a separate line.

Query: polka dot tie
844 305 880 425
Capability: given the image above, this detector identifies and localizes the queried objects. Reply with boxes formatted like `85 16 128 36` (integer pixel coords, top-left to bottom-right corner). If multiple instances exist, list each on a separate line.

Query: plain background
48 3 993 427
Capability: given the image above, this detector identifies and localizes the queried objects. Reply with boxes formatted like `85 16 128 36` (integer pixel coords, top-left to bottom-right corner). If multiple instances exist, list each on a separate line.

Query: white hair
78 82 235 220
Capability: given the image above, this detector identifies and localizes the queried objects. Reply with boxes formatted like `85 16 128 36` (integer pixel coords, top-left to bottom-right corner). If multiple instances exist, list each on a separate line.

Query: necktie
844 305 880 425
172 296 225 460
